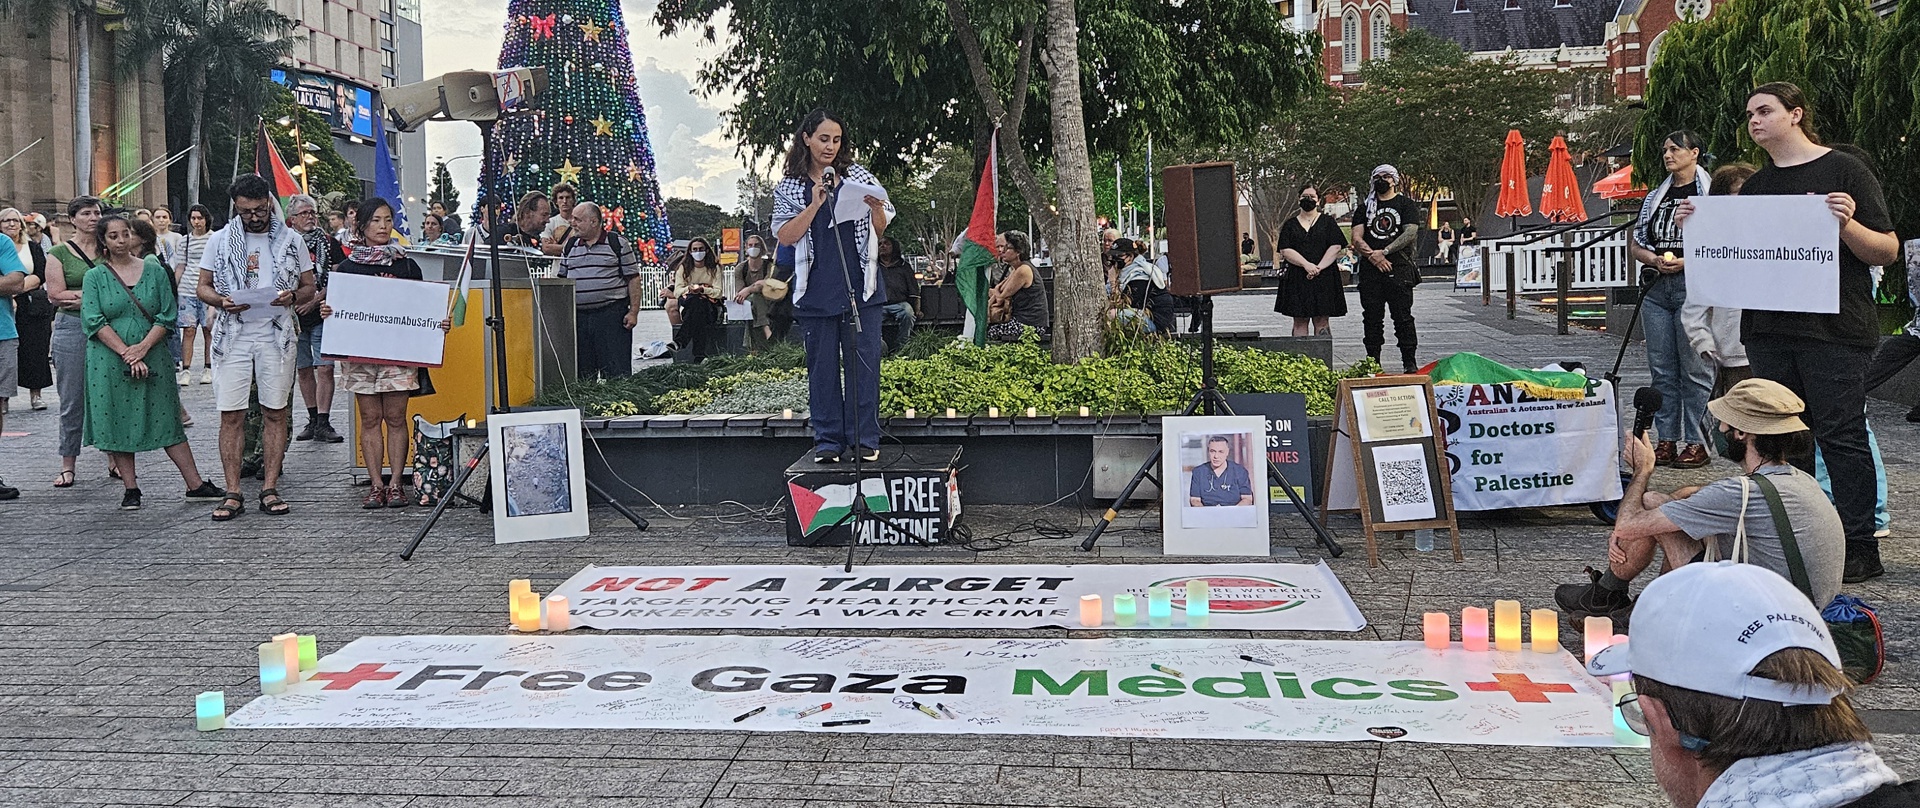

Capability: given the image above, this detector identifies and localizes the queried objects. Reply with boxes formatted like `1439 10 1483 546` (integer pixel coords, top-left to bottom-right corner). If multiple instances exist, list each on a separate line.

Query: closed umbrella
1540 136 1584 223
1495 129 1533 220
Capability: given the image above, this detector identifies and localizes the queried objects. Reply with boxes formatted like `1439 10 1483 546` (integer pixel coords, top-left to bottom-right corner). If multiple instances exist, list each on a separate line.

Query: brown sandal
259 488 291 516
212 495 245 521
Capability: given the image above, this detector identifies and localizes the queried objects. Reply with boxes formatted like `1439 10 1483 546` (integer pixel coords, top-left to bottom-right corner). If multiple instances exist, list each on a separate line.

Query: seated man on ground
1556 379 1844 627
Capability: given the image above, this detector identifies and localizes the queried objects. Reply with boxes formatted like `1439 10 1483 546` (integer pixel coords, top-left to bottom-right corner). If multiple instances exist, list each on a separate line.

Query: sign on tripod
1322 376 1460 566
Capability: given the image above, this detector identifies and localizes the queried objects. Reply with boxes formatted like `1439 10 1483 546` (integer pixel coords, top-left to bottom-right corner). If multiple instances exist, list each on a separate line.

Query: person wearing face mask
669 237 726 360
1555 379 1845 628
1349 165 1422 373
730 234 776 351
1273 185 1348 337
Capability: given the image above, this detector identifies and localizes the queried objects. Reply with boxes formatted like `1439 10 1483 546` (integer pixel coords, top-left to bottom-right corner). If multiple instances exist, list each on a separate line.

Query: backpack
1733 473 1884 684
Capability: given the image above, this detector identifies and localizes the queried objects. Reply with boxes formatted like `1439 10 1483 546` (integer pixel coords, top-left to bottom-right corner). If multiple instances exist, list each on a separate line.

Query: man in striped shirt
556 202 642 379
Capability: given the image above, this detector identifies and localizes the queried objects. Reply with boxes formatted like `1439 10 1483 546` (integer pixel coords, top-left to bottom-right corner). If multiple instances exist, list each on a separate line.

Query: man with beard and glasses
1554 379 1844 629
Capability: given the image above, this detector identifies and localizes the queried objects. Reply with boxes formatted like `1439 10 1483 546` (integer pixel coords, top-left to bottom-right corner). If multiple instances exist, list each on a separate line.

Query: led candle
1147 586 1173 628
1530 609 1559 653
1184 580 1210 628
782 408 794 420
258 642 288 695
1079 594 1102 627
1422 612 1450 650
988 406 1000 417
1079 406 1091 417
272 634 301 683
544 595 571 632
904 408 915 418
1114 594 1137 627
297 635 318 671
1025 407 1038 418
1493 600 1523 652
1583 616 1614 664
1461 607 1490 651
196 691 225 731
513 592 541 632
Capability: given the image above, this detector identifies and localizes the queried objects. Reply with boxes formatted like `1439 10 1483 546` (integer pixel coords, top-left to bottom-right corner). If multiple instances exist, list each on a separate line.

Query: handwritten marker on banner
795 702 832 718
1150 664 1185 678
822 719 870 727
732 706 766 723
1239 654 1275 666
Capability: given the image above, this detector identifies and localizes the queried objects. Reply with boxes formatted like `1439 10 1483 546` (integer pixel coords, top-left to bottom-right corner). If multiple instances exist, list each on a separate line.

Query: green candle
1114 594 1137 627
1147 586 1173 628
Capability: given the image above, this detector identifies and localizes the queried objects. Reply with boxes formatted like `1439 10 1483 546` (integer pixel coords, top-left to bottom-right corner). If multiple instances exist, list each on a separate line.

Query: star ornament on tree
528 13 556 39
625 160 643 182
590 116 615 136
554 158 583 184
579 18 603 42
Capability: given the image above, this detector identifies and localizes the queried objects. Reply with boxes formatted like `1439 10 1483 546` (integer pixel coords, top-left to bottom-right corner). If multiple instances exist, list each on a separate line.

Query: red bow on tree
636 237 658 263
607 206 625 231
528 13 556 39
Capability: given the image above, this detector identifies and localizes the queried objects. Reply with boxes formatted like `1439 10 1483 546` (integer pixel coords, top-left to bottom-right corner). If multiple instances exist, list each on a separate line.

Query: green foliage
259 85 357 199
655 368 809 413
663 197 729 244
1853 0 1920 252
429 161 462 214
533 343 805 416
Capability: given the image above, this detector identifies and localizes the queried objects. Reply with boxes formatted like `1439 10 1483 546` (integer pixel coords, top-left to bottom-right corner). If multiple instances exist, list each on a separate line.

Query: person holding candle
1631 130 1714 470
1588 562 1917 807
1555 379 1845 629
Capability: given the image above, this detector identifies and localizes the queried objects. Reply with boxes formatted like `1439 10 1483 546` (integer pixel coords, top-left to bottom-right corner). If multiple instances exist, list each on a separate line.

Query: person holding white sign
1631 131 1714 470
1675 82 1899 583
319 198 451 510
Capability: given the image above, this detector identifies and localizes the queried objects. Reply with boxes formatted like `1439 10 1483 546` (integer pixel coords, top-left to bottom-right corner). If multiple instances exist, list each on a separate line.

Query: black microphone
821 166 838 191
1632 386 1662 439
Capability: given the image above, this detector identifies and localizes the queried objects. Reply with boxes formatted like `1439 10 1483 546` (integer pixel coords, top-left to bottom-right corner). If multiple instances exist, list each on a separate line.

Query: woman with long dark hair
1632 130 1714 470
772 109 893 463
669 236 725 360
45 196 103 488
3 208 54 411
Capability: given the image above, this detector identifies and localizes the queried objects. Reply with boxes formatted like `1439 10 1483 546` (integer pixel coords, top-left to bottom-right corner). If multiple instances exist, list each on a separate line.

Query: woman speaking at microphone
773 109 893 464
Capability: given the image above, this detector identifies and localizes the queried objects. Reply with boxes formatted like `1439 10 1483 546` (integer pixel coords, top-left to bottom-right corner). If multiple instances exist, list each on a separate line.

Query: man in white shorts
195 174 315 520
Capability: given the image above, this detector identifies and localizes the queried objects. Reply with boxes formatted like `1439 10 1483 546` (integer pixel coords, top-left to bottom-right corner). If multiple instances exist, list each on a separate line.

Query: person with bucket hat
1556 379 1845 627
1589 562 1916 807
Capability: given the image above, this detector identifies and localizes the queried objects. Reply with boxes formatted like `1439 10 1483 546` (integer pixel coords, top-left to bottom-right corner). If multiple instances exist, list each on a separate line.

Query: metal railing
1477 212 1638 333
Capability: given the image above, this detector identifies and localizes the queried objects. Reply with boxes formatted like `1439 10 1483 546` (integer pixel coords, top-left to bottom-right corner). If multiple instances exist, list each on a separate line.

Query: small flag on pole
449 229 479 326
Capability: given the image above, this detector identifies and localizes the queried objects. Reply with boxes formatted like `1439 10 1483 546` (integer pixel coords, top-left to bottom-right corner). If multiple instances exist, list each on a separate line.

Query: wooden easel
1319 375 1462 567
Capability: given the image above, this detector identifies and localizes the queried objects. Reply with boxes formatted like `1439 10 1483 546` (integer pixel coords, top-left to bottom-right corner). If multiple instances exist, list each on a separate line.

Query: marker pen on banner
732 706 766 723
913 702 942 719
1238 655 1275 666
822 719 871 727
1150 664 1185 678
796 702 832 718
936 703 957 719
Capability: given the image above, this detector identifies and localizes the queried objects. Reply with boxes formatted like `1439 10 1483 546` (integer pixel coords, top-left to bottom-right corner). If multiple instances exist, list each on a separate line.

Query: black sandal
53 470 74 488
260 488 291 516
212 495 245 522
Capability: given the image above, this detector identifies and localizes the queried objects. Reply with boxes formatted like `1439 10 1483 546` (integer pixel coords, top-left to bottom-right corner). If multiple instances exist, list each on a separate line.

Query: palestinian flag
1427 352 1593 401
448 229 480 326
788 479 891 536
954 133 997 346
253 122 301 214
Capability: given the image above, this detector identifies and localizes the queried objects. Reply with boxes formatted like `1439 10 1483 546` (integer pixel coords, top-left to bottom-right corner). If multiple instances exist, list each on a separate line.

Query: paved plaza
4 287 1919 807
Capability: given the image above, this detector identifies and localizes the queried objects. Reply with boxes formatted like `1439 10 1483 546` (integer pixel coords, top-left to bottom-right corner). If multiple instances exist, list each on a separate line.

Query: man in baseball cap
1591 562 1913 807
1349 163 1422 373
1557 379 1845 628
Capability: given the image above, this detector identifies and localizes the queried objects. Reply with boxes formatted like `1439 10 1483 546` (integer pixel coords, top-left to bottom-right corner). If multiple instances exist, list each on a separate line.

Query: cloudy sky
419 0 745 209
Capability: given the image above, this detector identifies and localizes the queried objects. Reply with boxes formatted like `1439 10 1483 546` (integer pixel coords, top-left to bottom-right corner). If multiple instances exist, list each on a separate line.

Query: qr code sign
1378 459 1429 507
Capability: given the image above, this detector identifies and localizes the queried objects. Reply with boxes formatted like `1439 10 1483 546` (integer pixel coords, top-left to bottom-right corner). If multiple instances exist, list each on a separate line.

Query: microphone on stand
1632 386 1663 440
821 166 838 192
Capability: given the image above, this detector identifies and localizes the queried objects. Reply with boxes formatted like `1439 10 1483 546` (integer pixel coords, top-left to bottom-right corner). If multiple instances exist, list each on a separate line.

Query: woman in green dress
81 214 223 510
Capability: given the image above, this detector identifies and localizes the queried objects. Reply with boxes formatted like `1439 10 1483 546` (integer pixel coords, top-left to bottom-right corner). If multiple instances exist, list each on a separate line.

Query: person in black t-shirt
1675 82 1900 583
1631 131 1715 470
1349 164 1422 373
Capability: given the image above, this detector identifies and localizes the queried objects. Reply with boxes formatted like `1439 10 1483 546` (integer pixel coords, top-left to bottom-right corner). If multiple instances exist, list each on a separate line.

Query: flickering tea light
1583 616 1614 664
782 408 794 420
1493 600 1522 652
1025 407 1038 418
257 643 288 695
1079 406 1091 417
1530 609 1558 653
988 406 1000 417
297 635 318 671
544 595 571 632
904 408 916 418
1422 612 1450 650
1114 593 1137 627
272 633 300 684
1079 594 1102 627
513 592 542 632
945 407 957 418
1461 607 1490 652
1184 580 1210 628
196 691 225 731
1147 586 1173 628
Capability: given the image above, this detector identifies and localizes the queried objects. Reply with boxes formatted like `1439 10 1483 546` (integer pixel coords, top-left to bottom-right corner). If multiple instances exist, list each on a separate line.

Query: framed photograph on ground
486 409 589 543
1162 415 1270 556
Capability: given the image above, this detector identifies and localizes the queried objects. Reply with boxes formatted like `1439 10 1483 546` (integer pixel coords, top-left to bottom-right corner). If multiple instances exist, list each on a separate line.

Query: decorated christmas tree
480 0 672 264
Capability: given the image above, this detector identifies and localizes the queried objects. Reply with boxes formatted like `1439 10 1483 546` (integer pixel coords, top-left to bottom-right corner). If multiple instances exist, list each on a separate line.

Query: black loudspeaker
1161 162 1241 297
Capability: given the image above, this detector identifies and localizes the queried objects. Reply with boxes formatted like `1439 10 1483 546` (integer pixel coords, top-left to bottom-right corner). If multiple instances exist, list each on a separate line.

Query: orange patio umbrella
1495 129 1533 219
1539 136 1585 223
1591 165 1647 200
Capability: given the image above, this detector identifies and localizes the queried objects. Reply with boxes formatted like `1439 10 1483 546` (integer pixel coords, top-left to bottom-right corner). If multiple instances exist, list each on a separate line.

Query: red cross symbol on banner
1466 672 1579 703
307 663 403 691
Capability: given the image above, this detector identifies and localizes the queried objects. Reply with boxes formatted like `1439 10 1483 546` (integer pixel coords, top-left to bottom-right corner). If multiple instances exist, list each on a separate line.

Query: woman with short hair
45 196 104 488
987 230 1049 343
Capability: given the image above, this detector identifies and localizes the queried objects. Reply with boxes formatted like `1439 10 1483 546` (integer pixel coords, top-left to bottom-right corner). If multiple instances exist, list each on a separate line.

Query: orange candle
1461 607 1489 651
1422 612 1449 649
1530 609 1558 653
1078 594 1102 627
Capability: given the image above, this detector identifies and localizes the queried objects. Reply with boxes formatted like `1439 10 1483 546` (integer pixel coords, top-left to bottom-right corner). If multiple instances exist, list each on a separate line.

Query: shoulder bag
1731 473 1884 684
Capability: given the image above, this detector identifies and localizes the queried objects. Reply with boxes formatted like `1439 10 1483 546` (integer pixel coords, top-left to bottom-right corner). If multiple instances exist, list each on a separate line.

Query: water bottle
1415 529 1435 552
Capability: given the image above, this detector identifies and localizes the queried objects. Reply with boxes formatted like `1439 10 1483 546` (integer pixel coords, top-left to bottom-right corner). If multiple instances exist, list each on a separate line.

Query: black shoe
185 481 225 500
1554 566 1632 615
814 450 842 464
0 480 18 500
295 420 315 441
1843 541 1885 584
1907 404 1920 424
120 488 142 510
314 420 345 443
1603 600 1635 634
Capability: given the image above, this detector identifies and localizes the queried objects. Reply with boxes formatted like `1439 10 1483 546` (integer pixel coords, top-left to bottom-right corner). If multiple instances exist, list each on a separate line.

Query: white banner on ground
1432 380 1623 511
319 272 448 366
552 563 1366 632
1684 195 1840 314
228 634 1643 748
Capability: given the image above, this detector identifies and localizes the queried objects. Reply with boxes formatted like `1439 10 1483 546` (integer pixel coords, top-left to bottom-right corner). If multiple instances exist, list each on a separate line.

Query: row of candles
779 407 1097 420
1422 603 1620 661
208 632 320 730
510 579 571 632
1076 581 1212 628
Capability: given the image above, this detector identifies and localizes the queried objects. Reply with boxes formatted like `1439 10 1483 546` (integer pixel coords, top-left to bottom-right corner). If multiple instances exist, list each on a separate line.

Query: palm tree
119 0 294 206
0 0 104 195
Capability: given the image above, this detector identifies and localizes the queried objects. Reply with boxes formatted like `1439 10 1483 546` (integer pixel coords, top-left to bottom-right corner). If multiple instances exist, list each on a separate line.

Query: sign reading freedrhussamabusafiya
227 634 1644 748
550 563 1366 632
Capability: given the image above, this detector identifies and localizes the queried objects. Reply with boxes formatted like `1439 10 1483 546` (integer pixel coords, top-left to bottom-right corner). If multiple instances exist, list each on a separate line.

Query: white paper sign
833 179 890 224
319 273 448 366
228 634 1641 749
1371 443 1437 523
1684 195 1841 314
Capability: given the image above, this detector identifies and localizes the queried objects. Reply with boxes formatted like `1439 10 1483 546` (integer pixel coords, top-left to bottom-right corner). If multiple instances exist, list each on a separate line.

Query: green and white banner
552 563 1366 632
228 634 1643 748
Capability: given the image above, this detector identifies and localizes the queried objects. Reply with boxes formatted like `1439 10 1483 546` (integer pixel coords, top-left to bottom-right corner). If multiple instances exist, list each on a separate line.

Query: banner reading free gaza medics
227 634 1641 748
552 563 1366 632
1433 379 1623 511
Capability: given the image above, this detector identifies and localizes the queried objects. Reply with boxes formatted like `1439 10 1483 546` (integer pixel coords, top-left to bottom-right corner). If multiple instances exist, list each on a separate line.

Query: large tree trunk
73 4 93 195
185 70 207 206
1039 0 1101 363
